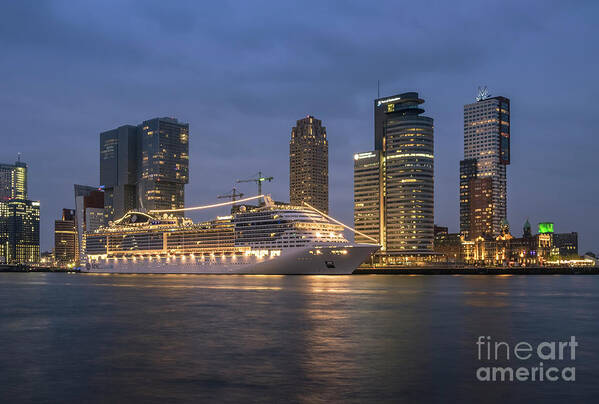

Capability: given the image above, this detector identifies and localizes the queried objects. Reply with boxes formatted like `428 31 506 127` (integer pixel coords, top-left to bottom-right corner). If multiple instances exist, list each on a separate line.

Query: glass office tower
0 159 27 201
354 92 435 261
0 199 40 264
138 117 189 213
100 117 189 221
0 158 40 264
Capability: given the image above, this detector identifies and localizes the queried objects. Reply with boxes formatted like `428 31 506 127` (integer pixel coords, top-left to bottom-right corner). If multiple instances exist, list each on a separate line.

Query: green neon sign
538 222 554 234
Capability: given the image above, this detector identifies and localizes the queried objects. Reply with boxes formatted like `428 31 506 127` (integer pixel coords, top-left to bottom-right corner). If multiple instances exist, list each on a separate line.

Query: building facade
0 158 39 264
0 159 27 201
552 232 578 257
354 151 382 245
138 117 189 213
54 208 77 265
289 116 329 213
74 185 105 264
100 117 189 221
0 199 40 264
460 92 510 239
100 125 138 222
354 92 435 261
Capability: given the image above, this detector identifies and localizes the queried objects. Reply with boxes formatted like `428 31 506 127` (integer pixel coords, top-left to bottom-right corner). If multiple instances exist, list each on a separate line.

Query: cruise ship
82 197 379 274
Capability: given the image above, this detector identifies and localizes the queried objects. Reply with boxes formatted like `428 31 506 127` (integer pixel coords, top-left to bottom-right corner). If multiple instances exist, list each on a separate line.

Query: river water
1 273 598 403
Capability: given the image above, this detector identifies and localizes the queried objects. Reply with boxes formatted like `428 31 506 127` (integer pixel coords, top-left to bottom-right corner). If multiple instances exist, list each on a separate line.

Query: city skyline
0 1 597 253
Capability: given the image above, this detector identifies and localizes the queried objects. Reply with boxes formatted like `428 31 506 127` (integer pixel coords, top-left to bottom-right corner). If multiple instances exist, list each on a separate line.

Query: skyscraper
100 117 189 221
289 115 328 213
0 159 27 201
0 158 39 264
353 151 382 245
354 92 435 262
138 117 189 213
0 199 40 264
460 91 510 239
100 125 137 222
54 208 77 265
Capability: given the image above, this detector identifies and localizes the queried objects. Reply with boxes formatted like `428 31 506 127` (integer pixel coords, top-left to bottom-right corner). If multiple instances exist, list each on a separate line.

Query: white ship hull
82 245 378 275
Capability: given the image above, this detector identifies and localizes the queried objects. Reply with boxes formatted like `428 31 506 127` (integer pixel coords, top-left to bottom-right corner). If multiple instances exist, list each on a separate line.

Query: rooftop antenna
476 86 491 101
377 80 380 98
17 152 21 162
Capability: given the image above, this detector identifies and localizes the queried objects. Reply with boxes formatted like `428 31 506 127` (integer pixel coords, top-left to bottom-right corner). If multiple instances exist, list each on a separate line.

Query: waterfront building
137 117 189 213
0 158 27 201
354 92 435 262
552 232 578 257
465 220 581 266
74 185 105 264
0 199 40 264
100 117 189 221
0 158 39 264
54 209 77 266
100 125 138 222
460 90 510 239
354 151 382 245
289 115 328 213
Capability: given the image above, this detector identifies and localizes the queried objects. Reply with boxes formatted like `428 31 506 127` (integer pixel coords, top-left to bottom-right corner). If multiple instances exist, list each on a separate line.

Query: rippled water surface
1 273 598 403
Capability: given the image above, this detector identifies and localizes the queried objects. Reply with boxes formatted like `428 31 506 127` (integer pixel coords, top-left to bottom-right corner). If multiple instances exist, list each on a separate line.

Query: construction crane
236 171 273 196
217 187 244 202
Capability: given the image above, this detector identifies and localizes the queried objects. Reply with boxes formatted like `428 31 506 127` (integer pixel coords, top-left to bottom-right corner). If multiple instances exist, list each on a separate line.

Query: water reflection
0 274 597 403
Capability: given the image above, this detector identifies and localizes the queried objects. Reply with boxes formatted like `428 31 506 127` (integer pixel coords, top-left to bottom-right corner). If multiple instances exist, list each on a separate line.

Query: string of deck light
149 194 265 213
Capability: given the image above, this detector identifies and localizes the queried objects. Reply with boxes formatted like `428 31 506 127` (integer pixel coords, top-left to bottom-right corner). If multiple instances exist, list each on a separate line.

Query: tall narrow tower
460 90 510 239
289 115 328 213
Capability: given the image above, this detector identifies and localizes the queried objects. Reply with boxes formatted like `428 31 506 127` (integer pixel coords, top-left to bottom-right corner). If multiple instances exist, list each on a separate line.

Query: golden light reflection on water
465 299 510 308
463 291 509 296
89 283 283 291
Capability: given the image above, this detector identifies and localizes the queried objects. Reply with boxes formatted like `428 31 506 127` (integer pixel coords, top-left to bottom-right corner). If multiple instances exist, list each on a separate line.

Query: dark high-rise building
0 199 40 264
553 232 578 256
54 208 77 265
289 115 328 213
138 117 189 213
459 158 477 240
354 92 435 260
100 117 189 221
469 177 493 239
460 90 510 239
0 159 27 201
100 125 137 222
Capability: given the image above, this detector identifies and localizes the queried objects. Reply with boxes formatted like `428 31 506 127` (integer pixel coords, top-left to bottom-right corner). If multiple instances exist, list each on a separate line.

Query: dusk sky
1 0 597 253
